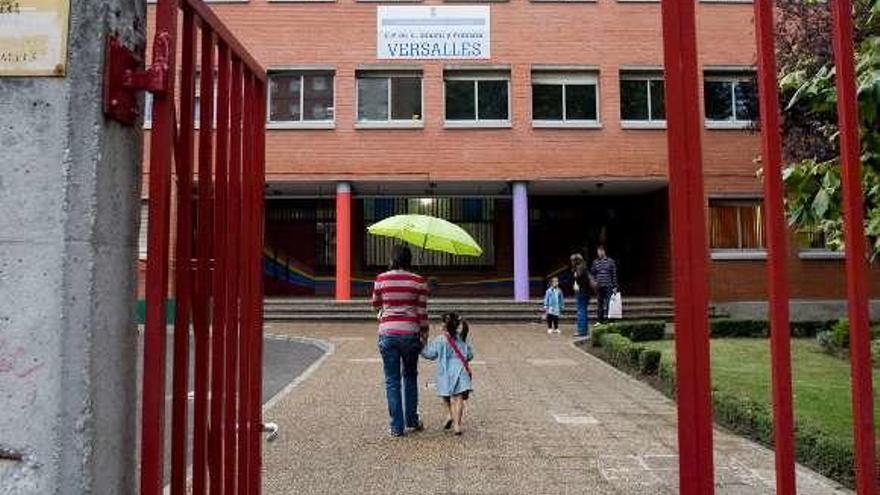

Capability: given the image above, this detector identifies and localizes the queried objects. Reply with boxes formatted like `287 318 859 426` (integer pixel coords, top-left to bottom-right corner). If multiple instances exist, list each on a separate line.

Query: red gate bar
209 41 230 495
659 0 715 492
171 7 197 493
236 72 256 492
193 22 216 495
830 0 878 492
140 0 179 489
141 0 265 491
224 55 244 495
753 0 796 493
248 80 268 495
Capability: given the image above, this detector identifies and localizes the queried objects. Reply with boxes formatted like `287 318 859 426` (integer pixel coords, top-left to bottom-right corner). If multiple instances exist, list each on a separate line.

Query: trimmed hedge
638 350 661 375
709 319 837 339
710 319 768 338
712 390 855 487
591 320 666 347
587 338 857 487
598 332 659 377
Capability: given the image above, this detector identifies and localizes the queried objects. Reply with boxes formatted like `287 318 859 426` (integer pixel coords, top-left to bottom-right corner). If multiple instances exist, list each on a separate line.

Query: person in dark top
590 246 618 324
569 253 595 338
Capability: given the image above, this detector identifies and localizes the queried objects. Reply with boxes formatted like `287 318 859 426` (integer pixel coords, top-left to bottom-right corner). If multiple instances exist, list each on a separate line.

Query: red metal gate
138 0 266 492
661 0 877 493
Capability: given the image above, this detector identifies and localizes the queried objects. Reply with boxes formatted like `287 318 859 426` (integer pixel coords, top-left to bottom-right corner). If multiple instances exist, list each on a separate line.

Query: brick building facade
142 0 880 304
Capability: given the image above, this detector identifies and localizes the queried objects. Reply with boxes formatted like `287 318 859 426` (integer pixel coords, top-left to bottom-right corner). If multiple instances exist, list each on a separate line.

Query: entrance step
263 297 723 323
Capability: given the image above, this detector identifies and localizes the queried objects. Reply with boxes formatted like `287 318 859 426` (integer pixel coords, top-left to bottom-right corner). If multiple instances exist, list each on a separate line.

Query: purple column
513 182 530 301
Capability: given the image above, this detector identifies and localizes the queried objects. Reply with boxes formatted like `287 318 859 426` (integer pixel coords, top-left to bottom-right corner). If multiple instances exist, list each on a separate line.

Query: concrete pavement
261 322 849 494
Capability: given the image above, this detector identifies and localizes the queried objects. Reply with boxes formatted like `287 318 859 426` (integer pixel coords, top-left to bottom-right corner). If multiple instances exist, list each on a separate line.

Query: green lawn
642 338 880 444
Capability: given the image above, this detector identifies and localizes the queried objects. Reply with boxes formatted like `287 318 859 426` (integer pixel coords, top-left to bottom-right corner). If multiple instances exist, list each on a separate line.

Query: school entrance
262 180 670 299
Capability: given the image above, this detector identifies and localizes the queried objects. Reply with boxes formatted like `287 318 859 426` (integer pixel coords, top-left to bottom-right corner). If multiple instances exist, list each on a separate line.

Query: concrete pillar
335 182 352 300
0 0 144 492
513 182 530 301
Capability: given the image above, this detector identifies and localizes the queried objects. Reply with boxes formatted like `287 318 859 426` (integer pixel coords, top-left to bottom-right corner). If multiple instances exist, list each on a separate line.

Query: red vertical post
140 0 178 491
248 78 267 495
336 182 352 300
659 0 714 492
237 72 255 492
224 56 244 495
830 0 877 492
753 1 797 493
170 6 197 495
193 23 216 495
209 41 230 495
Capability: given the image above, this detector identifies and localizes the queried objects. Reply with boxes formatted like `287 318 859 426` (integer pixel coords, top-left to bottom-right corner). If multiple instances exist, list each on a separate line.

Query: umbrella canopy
367 214 483 257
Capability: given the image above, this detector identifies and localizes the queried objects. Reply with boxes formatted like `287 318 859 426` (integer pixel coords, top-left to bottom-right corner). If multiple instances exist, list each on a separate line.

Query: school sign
377 6 490 60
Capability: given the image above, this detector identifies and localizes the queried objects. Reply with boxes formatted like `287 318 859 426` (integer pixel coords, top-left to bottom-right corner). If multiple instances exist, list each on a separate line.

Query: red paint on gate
139 0 265 492
209 42 230 495
753 0 796 493
830 0 878 492
659 0 714 492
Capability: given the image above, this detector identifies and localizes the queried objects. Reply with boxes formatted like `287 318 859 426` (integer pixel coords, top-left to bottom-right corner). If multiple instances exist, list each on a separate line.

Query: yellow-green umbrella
367 214 483 257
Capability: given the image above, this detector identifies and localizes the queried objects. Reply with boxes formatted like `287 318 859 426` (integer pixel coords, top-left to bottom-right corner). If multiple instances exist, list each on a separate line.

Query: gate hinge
103 32 172 125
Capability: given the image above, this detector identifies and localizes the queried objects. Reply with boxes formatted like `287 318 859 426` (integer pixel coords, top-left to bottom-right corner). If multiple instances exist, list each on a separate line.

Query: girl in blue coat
543 276 565 334
421 312 474 435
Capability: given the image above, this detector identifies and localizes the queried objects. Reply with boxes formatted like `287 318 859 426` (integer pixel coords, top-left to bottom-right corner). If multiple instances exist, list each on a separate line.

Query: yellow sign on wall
0 0 70 76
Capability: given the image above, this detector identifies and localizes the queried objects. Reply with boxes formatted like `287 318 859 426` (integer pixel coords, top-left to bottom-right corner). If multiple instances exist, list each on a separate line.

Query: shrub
831 318 850 348
601 333 632 368
710 319 769 338
595 321 665 342
790 320 836 338
639 350 661 375
591 323 616 347
816 330 834 352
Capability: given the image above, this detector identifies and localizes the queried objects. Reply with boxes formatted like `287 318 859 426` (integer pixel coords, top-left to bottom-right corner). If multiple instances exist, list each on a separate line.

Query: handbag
608 291 623 319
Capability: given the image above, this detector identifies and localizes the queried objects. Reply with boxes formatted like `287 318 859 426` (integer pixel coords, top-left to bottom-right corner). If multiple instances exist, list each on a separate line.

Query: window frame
796 228 846 259
703 71 757 129
443 71 512 129
530 71 601 129
619 71 666 129
266 69 336 130
355 70 425 129
708 198 768 260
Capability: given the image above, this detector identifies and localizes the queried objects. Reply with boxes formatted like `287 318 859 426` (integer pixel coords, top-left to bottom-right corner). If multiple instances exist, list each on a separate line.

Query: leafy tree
776 0 880 256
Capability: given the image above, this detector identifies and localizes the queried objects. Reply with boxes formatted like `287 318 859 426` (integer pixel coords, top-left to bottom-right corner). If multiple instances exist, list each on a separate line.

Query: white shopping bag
608 291 623 319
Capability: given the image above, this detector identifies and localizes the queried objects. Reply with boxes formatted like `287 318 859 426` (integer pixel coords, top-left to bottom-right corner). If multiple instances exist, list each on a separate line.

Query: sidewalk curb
262 334 335 413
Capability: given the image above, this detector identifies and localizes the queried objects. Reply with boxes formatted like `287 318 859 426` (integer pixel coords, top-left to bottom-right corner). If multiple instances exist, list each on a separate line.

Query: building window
356 71 423 125
619 72 665 124
444 71 510 126
704 72 758 127
531 71 599 127
709 200 766 251
268 71 335 126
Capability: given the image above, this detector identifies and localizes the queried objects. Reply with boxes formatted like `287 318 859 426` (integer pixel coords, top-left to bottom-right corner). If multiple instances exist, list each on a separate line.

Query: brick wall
139 0 880 302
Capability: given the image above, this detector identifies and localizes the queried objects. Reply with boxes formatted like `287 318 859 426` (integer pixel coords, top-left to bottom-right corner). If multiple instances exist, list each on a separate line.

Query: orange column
335 182 352 300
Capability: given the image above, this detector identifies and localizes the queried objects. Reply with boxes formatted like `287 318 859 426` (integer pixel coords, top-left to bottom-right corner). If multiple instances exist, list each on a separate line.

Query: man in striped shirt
591 245 618 324
372 245 428 436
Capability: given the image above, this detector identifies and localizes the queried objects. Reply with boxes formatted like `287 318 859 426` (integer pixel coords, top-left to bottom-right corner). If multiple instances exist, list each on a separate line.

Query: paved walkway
261 323 850 494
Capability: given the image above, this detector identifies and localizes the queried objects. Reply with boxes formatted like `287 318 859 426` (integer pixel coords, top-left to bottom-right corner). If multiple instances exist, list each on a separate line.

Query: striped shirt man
590 256 618 289
372 269 429 336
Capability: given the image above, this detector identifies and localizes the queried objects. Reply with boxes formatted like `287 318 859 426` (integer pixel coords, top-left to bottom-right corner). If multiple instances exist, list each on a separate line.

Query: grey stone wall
0 0 146 492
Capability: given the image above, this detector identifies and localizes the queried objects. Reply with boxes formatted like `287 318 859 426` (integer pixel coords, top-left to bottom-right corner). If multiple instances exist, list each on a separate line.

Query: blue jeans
378 334 422 433
576 291 590 336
